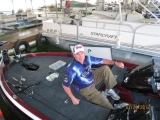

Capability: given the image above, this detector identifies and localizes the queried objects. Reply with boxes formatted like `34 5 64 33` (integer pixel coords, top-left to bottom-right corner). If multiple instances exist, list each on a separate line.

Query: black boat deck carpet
4 56 115 120
131 92 149 103
131 91 160 119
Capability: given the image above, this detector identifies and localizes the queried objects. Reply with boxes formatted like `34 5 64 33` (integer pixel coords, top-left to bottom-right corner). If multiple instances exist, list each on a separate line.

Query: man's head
73 44 85 64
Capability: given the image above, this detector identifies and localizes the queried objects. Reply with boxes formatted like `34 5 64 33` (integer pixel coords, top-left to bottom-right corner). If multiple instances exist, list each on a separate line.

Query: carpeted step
130 92 160 119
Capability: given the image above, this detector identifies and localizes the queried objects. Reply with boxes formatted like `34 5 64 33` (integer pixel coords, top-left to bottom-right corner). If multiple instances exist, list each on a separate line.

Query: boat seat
15 8 24 20
0 14 16 21
0 14 17 27
126 11 144 22
16 8 24 14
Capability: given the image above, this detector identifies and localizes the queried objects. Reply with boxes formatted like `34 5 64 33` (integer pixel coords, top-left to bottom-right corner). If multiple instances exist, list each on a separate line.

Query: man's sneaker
114 102 129 109
105 89 120 100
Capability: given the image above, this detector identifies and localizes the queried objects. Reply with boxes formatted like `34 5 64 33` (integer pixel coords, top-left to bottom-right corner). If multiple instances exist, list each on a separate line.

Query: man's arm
62 85 80 105
102 59 124 68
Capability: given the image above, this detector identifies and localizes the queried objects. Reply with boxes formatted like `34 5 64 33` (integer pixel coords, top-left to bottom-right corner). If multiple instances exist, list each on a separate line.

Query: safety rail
44 17 160 57
79 18 134 31
103 21 134 31
132 23 160 49
53 18 78 39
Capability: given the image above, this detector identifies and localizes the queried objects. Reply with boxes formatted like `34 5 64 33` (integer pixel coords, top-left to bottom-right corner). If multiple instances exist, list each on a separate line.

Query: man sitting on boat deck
62 44 124 109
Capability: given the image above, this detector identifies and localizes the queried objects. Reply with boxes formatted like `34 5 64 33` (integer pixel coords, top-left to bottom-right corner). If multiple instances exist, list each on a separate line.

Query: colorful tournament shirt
62 55 103 92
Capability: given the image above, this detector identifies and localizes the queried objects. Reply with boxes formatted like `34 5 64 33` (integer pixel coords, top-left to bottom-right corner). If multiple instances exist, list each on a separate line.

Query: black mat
131 92 160 119
4 56 111 120
131 92 149 103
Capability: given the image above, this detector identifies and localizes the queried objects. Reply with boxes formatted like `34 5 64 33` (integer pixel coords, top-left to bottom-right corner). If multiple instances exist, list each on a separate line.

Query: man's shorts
62 8 70 14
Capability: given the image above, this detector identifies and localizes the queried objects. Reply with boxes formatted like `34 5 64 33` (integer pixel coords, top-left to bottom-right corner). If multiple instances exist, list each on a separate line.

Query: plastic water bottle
46 72 59 81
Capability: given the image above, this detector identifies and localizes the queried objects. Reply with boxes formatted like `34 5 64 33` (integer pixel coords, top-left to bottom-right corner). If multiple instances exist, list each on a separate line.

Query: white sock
105 89 109 93
106 89 113 93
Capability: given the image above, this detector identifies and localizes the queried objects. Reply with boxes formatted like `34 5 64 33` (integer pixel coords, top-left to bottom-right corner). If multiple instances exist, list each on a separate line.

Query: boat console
125 59 154 78
121 59 160 93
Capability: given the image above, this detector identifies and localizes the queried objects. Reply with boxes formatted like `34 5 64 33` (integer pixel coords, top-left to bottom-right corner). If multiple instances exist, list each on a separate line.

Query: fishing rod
6 80 22 91
16 81 41 95
22 89 34 96
6 79 41 96
12 77 22 84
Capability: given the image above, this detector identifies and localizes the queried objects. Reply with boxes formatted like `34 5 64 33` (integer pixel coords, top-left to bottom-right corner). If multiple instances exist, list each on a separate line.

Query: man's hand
102 59 124 68
62 85 80 105
115 61 124 68
71 97 80 105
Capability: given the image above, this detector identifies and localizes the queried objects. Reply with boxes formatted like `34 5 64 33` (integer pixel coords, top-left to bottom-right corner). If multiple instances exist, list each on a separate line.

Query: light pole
30 0 34 13
55 0 58 18
85 0 88 16
44 0 47 18
11 0 15 14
